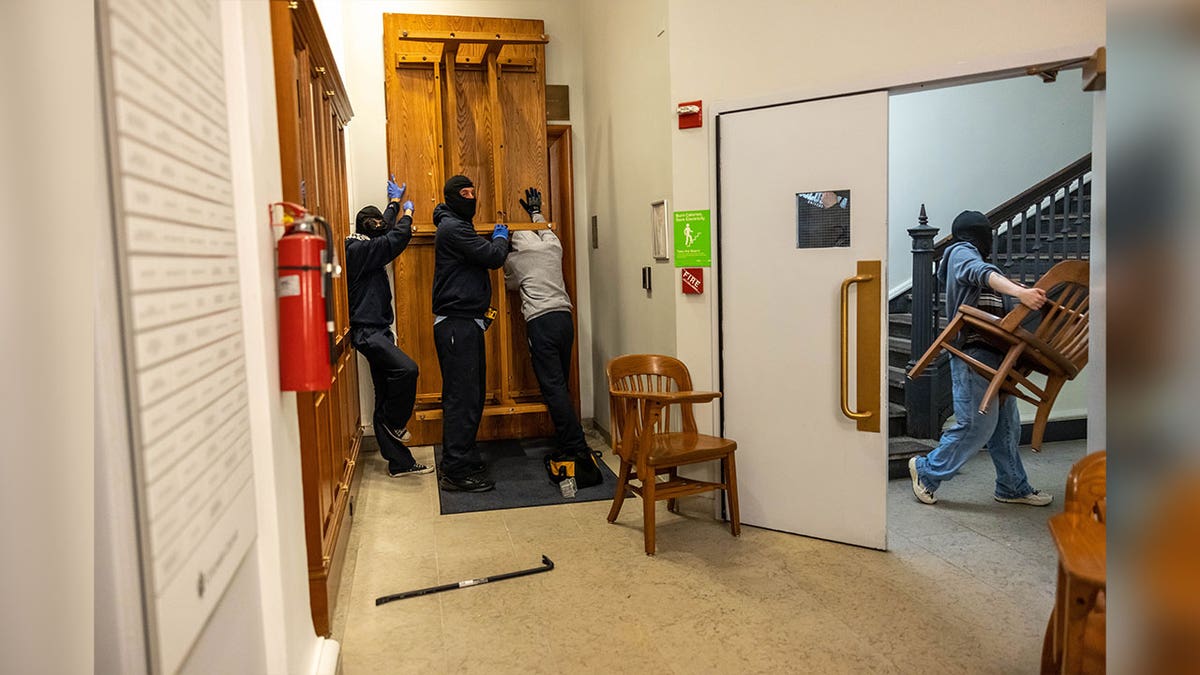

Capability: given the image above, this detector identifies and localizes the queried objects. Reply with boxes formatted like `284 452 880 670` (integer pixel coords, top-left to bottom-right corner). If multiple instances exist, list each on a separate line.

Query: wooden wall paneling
272 4 302 203
329 361 344 511
270 0 360 638
332 123 347 334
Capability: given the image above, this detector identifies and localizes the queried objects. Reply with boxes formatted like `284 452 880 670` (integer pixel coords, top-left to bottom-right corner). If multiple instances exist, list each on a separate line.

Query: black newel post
905 204 942 439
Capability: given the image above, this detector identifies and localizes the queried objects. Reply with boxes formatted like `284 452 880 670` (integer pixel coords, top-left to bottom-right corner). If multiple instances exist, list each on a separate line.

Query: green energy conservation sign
673 209 711 267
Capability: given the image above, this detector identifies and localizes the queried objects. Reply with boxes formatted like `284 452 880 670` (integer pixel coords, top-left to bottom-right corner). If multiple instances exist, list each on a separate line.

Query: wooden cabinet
381 13 580 444
269 0 360 637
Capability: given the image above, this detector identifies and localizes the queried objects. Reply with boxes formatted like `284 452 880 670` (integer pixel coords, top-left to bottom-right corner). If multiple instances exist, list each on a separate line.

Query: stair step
887 437 939 478
888 336 909 354
889 402 906 418
888 365 907 388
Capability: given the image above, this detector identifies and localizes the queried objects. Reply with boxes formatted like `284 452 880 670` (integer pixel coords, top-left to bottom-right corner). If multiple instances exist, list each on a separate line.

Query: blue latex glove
402 200 414 212
491 224 509 241
387 174 406 201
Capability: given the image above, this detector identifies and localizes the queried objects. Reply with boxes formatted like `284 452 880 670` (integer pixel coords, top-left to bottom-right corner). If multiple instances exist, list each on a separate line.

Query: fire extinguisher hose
311 216 338 366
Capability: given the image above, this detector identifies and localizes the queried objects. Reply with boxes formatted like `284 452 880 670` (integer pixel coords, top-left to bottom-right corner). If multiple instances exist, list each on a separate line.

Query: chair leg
1031 376 1066 452
1041 606 1060 675
979 344 1025 414
724 453 741 537
642 473 657 556
607 460 632 523
908 313 964 379
667 468 678 513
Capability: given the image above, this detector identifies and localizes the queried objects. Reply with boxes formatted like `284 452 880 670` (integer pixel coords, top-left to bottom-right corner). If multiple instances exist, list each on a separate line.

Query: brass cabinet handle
840 272 875 422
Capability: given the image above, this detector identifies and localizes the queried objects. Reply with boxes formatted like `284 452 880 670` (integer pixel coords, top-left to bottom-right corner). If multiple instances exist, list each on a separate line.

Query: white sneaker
995 490 1053 506
908 457 937 504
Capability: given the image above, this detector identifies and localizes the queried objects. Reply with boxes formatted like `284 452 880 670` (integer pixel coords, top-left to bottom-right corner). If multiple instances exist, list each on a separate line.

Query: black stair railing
903 205 944 438
903 153 1092 438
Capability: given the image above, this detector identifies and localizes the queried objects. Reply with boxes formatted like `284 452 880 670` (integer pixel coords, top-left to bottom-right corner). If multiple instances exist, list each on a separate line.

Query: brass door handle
840 272 874 422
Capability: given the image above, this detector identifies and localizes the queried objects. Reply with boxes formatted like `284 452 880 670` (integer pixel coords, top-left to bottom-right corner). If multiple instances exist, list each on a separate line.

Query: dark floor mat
434 438 618 514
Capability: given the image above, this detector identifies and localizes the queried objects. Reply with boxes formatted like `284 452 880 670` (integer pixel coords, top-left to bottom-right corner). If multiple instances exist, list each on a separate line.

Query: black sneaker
439 474 495 492
388 462 434 478
466 462 488 476
380 423 412 443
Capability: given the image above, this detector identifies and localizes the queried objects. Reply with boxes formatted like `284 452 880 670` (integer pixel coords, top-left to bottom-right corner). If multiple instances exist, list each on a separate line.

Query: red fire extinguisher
270 202 341 391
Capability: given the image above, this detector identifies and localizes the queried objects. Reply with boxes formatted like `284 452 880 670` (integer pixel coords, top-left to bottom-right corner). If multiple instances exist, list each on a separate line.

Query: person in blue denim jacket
908 210 1053 506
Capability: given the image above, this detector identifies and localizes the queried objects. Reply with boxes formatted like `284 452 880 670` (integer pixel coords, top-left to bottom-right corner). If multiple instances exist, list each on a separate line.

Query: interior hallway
329 436 1084 673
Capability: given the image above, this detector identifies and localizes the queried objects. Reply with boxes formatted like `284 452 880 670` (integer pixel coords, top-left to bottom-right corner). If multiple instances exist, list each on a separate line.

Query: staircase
887 155 1092 474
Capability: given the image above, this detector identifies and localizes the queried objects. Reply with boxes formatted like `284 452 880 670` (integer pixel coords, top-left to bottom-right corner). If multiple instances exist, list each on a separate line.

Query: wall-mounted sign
673 209 711 267
99 0 257 672
682 267 704 294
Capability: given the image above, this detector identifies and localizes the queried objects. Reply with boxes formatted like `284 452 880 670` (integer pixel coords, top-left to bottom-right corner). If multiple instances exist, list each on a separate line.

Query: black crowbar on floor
375 555 555 606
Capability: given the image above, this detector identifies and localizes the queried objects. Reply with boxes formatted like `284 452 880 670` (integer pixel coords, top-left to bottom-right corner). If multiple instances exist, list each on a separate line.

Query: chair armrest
1048 513 1106 587
609 390 722 405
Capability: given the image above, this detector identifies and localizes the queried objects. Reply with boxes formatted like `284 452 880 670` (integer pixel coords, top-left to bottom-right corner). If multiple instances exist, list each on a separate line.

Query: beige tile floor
332 434 1086 674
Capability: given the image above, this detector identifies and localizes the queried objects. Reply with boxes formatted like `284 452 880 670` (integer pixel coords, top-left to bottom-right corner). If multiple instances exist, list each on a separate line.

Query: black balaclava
950 210 993 258
355 205 388 237
444 174 477 221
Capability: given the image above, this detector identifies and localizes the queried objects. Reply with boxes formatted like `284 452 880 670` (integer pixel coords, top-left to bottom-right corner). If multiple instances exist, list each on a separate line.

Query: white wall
221 3 329 674
668 0 1105 435
579 0 675 432
328 0 596 424
888 74 1094 294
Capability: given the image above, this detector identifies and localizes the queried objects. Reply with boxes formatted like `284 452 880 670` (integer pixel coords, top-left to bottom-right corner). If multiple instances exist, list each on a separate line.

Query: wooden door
269 0 361 636
382 13 579 445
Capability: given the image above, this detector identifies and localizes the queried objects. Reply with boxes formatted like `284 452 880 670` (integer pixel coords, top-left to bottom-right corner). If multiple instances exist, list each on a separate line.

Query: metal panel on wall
98 0 257 672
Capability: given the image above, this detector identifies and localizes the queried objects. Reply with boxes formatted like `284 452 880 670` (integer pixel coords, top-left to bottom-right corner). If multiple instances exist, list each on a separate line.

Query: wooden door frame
548 124 582 414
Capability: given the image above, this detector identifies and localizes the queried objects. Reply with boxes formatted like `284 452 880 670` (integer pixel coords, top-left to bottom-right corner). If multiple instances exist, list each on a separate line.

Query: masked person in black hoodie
908 210 1051 506
432 175 511 492
346 176 433 478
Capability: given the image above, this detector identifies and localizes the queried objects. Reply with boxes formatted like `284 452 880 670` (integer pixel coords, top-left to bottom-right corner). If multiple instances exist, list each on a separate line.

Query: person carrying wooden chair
908 210 1054 506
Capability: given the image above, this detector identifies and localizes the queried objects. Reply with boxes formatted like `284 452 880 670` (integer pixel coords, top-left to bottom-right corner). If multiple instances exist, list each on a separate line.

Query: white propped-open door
719 91 889 549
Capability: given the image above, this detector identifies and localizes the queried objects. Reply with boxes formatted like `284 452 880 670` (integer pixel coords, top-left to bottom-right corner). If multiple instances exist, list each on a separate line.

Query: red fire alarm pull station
682 268 704 294
677 100 702 129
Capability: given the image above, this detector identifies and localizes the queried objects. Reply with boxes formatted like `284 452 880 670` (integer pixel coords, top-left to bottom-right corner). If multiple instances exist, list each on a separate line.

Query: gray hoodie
504 213 572 322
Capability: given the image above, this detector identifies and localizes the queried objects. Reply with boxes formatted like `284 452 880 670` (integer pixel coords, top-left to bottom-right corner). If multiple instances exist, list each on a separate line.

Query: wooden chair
606 354 741 555
908 260 1090 450
1042 450 1106 674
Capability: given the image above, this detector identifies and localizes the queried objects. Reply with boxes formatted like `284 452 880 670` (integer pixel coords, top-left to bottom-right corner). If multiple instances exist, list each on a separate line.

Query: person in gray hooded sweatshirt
504 187 590 461
908 210 1053 506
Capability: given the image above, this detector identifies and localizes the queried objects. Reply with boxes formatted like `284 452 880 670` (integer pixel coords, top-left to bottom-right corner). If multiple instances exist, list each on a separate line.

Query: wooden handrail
932 153 1092 259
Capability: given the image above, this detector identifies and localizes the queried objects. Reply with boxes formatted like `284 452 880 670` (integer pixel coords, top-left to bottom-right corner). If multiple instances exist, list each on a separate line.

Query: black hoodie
431 203 509 318
346 201 411 328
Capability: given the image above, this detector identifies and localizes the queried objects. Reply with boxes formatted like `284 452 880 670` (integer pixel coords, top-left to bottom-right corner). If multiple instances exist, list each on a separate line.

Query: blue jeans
914 354 1034 499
